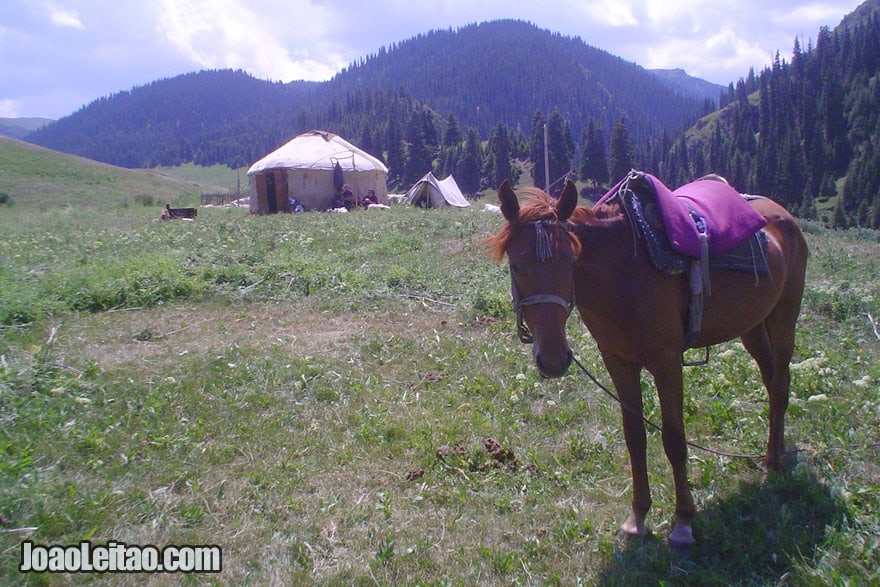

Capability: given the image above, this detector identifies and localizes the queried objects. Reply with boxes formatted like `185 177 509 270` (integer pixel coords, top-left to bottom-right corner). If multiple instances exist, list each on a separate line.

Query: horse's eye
510 264 519 275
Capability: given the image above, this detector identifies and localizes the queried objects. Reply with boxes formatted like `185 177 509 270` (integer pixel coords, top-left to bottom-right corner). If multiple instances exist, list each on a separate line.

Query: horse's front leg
604 355 652 538
653 363 696 548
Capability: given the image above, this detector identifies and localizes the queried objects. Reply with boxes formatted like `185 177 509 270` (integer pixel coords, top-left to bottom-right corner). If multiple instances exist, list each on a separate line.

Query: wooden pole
543 123 550 193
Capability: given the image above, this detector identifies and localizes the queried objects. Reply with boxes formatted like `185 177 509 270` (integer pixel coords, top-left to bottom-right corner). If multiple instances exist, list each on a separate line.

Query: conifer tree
832 197 849 228
608 119 634 183
856 200 870 227
403 109 435 185
485 123 515 187
529 110 547 191
359 125 375 155
545 111 573 195
457 129 483 195
384 115 405 188
579 119 609 187
437 115 464 178
870 193 880 229
443 113 463 147
801 185 818 220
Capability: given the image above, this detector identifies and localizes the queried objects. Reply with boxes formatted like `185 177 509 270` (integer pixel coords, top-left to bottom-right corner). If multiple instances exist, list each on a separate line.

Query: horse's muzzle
534 348 573 378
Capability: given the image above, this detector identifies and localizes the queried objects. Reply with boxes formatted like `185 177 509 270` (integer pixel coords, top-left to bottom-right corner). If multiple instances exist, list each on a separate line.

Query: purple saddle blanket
598 173 767 257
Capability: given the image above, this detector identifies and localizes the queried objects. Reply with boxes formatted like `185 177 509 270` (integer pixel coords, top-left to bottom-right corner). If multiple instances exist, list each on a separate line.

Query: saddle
598 171 771 355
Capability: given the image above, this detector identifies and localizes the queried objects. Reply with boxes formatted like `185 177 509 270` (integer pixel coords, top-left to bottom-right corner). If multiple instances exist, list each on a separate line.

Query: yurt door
265 173 277 213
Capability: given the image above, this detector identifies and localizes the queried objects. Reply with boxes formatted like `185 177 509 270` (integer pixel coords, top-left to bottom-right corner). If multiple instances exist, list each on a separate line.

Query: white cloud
0 99 21 118
773 2 852 26
643 0 704 30
580 0 639 27
157 0 346 81
704 27 772 68
633 25 771 83
48 5 84 29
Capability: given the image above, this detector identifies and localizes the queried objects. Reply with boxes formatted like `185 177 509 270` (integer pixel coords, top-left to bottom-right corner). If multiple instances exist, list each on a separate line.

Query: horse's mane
485 188 593 262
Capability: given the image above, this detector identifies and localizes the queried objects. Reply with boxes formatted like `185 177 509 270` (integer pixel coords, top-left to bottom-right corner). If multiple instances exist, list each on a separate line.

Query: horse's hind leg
741 312 797 470
743 216 807 470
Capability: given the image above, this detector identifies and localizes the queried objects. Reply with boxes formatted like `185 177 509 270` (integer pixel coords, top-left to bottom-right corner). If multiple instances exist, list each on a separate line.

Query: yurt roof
247 130 388 175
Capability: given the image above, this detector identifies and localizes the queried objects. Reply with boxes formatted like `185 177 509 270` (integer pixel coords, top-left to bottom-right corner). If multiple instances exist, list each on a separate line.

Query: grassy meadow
1 138 879 585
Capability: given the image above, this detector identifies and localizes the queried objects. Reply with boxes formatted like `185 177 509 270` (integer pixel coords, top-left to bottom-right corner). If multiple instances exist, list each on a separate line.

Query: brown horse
486 177 808 549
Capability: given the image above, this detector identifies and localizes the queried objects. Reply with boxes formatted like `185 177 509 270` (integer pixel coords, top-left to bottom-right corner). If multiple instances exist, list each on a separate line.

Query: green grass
0 145 878 584
0 136 208 210
154 163 248 195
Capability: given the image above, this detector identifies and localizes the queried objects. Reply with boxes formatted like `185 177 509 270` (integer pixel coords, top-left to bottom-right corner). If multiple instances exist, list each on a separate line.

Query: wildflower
791 356 826 371
852 375 872 388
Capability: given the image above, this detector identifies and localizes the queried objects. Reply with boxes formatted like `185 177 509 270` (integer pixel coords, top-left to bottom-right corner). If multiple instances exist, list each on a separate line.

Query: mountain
648 69 726 105
839 0 880 29
26 20 708 172
26 70 320 169
0 117 53 140
323 20 707 141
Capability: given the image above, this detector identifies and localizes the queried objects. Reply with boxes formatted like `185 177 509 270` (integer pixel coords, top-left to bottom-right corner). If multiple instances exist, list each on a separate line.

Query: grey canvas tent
247 130 388 213
405 172 470 208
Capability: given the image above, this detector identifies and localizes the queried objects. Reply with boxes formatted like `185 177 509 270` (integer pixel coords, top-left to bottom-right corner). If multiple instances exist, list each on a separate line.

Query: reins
569 354 765 461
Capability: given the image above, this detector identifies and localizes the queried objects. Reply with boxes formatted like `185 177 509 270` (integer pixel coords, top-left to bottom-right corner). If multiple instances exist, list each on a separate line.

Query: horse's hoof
668 539 693 557
667 525 695 556
618 526 653 543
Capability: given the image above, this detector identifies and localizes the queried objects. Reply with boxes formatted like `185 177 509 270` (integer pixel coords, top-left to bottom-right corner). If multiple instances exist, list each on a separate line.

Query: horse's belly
697 270 784 344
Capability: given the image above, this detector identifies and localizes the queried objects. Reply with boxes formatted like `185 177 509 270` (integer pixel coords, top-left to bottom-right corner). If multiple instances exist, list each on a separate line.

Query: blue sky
0 0 866 119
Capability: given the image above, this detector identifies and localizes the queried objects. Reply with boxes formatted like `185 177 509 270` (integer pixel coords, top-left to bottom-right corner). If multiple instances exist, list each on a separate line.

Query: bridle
509 220 576 344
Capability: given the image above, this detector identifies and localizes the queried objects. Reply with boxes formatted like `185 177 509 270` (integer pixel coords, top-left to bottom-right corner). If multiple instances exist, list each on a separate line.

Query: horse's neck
571 203 630 248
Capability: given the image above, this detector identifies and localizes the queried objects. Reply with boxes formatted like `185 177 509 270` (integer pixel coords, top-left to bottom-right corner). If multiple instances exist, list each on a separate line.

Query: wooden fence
200 193 243 206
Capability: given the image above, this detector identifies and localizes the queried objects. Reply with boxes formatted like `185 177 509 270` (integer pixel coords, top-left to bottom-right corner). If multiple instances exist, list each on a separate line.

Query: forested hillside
660 4 880 228
326 20 708 143
26 21 708 178
26 71 318 169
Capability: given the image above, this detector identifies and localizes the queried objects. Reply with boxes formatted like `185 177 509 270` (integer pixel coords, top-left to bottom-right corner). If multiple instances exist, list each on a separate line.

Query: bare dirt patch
56 301 361 372
54 300 471 374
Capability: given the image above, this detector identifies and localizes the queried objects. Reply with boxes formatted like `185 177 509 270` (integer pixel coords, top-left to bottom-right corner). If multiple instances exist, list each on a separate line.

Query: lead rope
570 354 765 461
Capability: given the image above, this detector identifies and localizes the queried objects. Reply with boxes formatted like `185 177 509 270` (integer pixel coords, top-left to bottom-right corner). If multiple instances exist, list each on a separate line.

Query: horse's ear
498 180 520 224
556 179 578 222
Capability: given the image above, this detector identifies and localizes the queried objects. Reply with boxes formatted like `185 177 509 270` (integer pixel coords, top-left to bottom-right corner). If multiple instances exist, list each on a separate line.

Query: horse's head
492 179 581 378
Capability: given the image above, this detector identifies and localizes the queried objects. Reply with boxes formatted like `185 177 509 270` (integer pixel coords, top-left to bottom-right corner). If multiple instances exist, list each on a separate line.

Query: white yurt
247 131 388 213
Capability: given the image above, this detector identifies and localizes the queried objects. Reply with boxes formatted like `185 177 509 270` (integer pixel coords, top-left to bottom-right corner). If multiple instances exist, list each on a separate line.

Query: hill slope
0 117 53 140
649 69 725 104
0 136 215 210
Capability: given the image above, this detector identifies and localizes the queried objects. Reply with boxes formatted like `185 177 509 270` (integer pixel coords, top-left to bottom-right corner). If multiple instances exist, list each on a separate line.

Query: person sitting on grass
361 189 379 208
